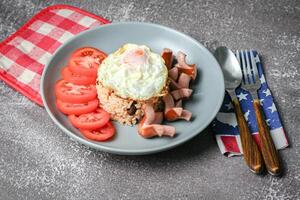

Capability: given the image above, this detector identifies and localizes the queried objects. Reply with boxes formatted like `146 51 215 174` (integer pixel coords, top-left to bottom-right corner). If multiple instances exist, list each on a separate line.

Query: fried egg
98 43 168 100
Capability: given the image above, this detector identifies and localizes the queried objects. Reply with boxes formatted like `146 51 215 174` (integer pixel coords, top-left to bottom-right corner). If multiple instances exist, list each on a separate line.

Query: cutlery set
215 47 280 176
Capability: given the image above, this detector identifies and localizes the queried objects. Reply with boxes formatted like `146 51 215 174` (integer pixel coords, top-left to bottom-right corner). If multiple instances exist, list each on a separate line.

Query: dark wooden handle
232 99 264 174
253 99 281 175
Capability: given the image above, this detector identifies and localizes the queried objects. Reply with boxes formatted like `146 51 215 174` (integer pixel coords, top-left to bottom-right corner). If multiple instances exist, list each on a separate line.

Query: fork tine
250 51 259 84
240 50 249 84
245 50 254 84
236 50 245 84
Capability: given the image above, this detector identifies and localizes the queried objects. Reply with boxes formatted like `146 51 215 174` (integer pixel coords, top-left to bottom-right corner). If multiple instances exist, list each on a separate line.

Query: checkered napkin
0 5 109 106
211 51 289 157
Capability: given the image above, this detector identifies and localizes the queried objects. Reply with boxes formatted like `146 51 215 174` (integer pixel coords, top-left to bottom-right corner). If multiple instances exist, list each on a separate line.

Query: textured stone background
0 0 299 199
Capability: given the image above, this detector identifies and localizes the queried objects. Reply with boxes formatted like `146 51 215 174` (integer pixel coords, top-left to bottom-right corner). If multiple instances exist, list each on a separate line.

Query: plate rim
40 22 225 155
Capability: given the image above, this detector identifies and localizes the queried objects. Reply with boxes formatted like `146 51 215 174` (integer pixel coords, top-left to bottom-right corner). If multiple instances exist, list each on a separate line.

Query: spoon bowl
214 47 242 89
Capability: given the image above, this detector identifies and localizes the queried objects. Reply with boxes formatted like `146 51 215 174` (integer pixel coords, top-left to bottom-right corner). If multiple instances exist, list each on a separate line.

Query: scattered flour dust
0 101 109 199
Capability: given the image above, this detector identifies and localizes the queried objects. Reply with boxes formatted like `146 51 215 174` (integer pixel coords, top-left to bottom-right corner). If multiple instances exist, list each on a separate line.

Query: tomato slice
56 99 99 115
55 80 97 103
68 108 110 130
61 67 96 85
80 122 115 141
69 47 107 76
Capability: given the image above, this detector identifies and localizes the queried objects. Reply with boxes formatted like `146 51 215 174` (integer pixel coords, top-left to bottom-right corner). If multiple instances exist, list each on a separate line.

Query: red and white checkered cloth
0 4 109 106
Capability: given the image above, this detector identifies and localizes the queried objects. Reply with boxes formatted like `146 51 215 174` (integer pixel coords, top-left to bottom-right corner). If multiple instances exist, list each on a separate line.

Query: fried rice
96 80 169 125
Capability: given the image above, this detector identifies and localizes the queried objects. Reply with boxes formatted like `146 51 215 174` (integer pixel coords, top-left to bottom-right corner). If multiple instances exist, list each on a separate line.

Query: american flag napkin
212 51 289 157
0 4 109 106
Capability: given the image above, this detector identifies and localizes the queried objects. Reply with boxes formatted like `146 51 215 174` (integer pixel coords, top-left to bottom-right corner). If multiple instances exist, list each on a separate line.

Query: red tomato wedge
68 108 110 130
61 67 96 85
55 80 97 103
69 47 107 76
56 99 99 115
80 122 115 141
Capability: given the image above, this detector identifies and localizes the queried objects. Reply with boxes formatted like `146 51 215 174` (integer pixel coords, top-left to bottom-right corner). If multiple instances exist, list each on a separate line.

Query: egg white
98 44 168 100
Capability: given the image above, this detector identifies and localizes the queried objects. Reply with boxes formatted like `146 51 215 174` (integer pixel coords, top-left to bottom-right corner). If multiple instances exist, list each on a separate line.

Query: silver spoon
214 47 242 96
214 46 264 174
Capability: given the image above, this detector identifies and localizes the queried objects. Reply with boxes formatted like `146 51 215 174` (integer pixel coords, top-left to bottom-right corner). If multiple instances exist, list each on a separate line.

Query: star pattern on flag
268 102 277 113
260 98 264 105
225 103 233 110
244 110 250 121
260 74 266 84
263 89 271 97
237 93 248 101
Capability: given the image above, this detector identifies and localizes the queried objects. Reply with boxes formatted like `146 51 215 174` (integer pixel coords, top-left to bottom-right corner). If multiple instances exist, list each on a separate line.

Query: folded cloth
0 4 109 106
212 51 289 157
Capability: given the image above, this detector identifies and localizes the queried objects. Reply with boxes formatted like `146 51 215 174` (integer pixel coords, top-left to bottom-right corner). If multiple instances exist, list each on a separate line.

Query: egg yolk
122 48 147 66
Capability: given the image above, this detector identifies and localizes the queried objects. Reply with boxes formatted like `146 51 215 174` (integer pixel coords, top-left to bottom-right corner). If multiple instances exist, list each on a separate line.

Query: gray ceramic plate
41 22 224 155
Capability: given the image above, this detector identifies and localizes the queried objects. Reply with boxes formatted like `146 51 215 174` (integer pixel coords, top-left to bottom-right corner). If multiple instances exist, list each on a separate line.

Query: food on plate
55 47 115 142
69 47 107 76
135 50 196 138
80 122 115 141
96 43 168 125
161 48 173 69
168 67 179 81
138 103 176 138
68 108 110 130
55 79 97 103
96 44 196 138
98 44 168 100
171 88 193 100
56 99 99 115
62 67 96 85
176 51 197 80
55 45 197 141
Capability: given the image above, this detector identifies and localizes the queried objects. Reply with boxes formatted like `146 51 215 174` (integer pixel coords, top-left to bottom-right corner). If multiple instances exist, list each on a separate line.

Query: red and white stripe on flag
216 127 288 157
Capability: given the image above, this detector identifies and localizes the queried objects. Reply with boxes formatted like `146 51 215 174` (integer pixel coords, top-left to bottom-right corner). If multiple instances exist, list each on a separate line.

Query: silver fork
236 50 281 176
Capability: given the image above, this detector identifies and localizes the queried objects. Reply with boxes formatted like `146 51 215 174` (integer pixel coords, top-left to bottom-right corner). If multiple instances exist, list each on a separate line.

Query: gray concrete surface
0 0 299 199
